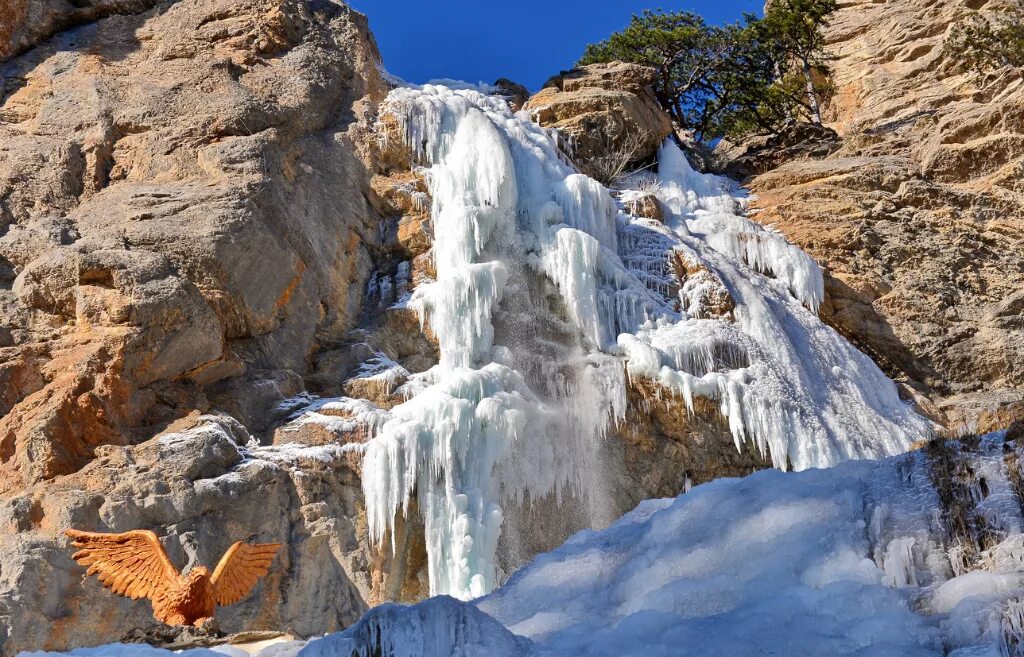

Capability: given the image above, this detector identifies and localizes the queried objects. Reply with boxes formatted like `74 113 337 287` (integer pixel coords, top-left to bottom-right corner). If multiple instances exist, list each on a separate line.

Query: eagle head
188 565 212 582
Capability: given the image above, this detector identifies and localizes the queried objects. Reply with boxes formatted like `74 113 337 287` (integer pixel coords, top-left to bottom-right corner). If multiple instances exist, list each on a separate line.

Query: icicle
359 83 932 603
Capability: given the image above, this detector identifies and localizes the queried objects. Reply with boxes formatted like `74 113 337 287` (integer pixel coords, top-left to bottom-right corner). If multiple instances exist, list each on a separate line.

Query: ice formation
45 433 1024 657
353 82 932 601
472 432 1024 657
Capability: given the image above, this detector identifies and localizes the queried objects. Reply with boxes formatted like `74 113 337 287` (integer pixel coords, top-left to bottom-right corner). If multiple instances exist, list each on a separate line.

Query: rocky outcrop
745 0 1024 431
713 120 841 179
0 414 374 655
609 379 771 509
0 0 387 493
492 78 529 111
525 62 672 182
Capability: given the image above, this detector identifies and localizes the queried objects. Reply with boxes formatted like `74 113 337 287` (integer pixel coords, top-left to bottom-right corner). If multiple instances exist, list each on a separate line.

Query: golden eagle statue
65 528 282 627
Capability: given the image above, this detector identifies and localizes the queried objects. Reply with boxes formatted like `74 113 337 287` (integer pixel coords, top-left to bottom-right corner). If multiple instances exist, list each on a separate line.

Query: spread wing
210 541 282 606
65 529 179 601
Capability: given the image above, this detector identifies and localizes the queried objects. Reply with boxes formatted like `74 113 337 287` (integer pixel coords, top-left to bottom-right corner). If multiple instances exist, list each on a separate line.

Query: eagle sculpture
65 529 282 627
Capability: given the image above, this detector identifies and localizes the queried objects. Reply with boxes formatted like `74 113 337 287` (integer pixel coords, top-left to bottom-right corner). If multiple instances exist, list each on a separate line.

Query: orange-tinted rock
0 0 386 487
609 377 773 509
746 0 1024 431
623 193 664 222
672 250 735 321
525 62 672 182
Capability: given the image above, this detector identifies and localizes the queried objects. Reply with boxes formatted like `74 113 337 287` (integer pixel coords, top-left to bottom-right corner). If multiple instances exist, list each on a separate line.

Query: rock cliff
744 0 1024 431
0 0 385 491
0 0 390 652
1 0 1020 652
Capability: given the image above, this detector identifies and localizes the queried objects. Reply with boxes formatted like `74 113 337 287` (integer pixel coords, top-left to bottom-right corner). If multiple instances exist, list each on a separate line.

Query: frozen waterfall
357 83 934 601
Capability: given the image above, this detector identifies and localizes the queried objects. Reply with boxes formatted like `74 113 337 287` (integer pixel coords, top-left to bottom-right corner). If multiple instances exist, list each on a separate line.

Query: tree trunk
673 98 685 127
802 59 822 124
659 67 682 126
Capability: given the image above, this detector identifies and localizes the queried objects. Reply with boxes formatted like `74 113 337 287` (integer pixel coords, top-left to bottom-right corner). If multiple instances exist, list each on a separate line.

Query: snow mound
41 436 1024 657
299 596 530 657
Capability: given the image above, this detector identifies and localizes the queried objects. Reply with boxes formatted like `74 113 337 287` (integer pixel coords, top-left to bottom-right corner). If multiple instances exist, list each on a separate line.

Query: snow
275 396 392 441
355 82 935 601
298 597 530 657
352 350 411 386
19 647 230 657
45 437 1024 657
655 140 824 310
362 364 533 597
400 437 1024 657
476 457 942 657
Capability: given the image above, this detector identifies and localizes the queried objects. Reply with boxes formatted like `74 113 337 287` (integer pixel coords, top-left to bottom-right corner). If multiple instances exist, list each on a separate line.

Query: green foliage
755 0 837 124
578 10 735 128
577 1 837 142
946 4 1024 73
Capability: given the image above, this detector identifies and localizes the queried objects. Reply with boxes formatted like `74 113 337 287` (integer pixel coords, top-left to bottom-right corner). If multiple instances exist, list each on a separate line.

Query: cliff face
0 0 385 492
0 0 389 652
747 0 1024 431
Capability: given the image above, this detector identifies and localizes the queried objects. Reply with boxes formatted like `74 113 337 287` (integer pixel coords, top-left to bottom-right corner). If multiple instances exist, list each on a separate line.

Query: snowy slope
470 435 1024 657
34 434 1024 657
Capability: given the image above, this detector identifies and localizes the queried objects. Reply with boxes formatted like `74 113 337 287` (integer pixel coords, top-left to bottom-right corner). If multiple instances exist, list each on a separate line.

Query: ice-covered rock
356 81 933 603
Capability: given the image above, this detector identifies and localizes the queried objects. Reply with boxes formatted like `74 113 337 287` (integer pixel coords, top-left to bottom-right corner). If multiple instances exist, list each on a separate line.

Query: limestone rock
0 0 159 61
672 249 735 321
713 120 841 180
747 0 1024 431
525 62 673 182
0 0 386 488
609 378 773 509
0 415 374 656
492 78 529 112
622 193 664 222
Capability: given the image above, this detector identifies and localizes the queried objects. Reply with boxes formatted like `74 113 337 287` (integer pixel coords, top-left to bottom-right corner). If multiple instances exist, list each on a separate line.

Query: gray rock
0 417 373 655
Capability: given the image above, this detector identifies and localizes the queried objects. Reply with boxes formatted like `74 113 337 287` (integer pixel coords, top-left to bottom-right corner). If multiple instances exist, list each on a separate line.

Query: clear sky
346 1 765 91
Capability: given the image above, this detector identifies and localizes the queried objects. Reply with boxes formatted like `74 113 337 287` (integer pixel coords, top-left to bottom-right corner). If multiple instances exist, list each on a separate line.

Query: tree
695 20 801 137
945 4 1024 72
577 10 740 128
577 4 837 142
754 0 837 124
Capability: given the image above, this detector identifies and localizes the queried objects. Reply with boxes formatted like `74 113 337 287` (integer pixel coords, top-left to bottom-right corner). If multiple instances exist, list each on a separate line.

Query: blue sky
346 1 765 91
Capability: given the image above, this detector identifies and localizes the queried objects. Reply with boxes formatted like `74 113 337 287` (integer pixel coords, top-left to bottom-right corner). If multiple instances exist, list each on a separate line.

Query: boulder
524 61 672 182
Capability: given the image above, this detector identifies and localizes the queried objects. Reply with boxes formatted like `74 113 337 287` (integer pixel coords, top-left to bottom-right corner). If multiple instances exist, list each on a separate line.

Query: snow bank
44 437 1024 657
472 435 1024 657
479 457 942 657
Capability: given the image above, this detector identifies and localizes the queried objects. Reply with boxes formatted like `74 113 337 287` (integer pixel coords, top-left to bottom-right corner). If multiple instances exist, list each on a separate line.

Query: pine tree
755 0 837 124
946 3 1024 73
578 10 735 127
577 4 837 141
